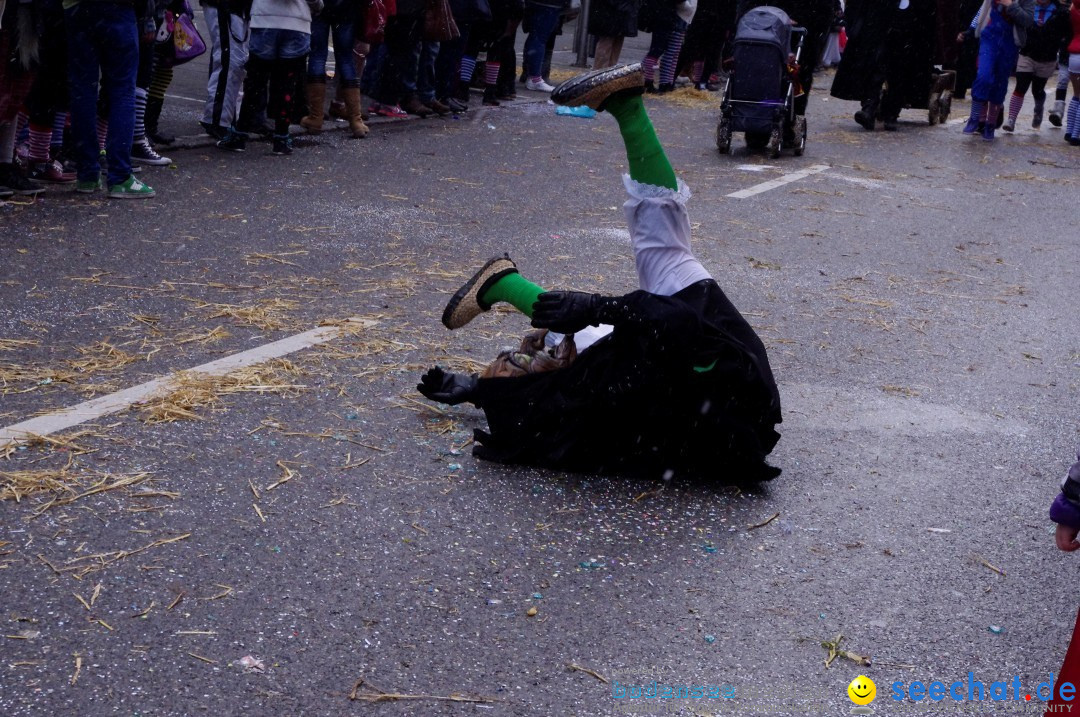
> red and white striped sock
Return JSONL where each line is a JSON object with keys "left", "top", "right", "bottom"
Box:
{"left": 691, "top": 61, "right": 704, "bottom": 84}
{"left": 27, "top": 123, "right": 52, "bottom": 162}
{"left": 96, "top": 118, "right": 108, "bottom": 151}
{"left": 641, "top": 56, "right": 658, "bottom": 84}
{"left": 484, "top": 61, "right": 500, "bottom": 87}
{"left": 1007, "top": 92, "right": 1024, "bottom": 124}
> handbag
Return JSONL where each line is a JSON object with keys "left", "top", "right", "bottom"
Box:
{"left": 363, "top": 0, "right": 392, "bottom": 43}
{"left": 423, "top": 0, "right": 460, "bottom": 42}
{"left": 155, "top": 3, "right": 207, "bottom": 68}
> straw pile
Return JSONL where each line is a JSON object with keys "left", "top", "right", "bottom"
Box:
{"left": 657, "top": 86, "right": 722, "bottom": 110}
{"left": 0, "top": 466, "right": 150, "bottom": 516}
{"left": 137, "top": 359, "right": 307, "bottom": 424}
{"left": 194, "top": 299, "right": 301, "bottom": 331}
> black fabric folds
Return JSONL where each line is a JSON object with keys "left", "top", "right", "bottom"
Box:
{"left": 466, "top": 279, "right": 782, "bottom": 484}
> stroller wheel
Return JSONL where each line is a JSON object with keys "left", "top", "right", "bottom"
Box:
{"left": 792, "top": 116, "right": 806, "bottom": 157}
{"left": 928, "top": 97, "right": 940, "bottom": 126}
{"left": 716, "top": 116, "right": 732, "bottom": 154}
{"left": 767, "top": 126, "right": 782, "bottom": 159}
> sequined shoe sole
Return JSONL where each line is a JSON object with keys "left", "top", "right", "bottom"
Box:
{"left": 551, "top": 64, "right": 644, "bottom": 111}
{"left": 441, "top": 254, "right": 518, "bottom": 330}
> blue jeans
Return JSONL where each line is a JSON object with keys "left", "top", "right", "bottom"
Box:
{"left": 523, "top": 3, "right": 562, "bottom": 79}
{"left": 249, "top": 28, "right": 311, "bottom": 60}
{"left": 64, "top": 2, "right": 139, "bottom": 186}
{"left": 361, "top": 43, "right": 387, "bottom": 96}
{"left": 403, "top": 41, "right": 440, "bottom": 102}
{"left": 309, "top": 18, "right": 357, "bottom": 84}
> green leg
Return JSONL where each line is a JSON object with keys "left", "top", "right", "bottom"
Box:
{"left": 603, "top": 92, "right": 677, "bottom": 191}
{"left": 480, "top": 273, "right": 545, "bottom": 318}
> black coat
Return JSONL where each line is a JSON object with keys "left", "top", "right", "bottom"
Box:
{"left": 588, "top": 0, "right": 642, "bottom": 36}
{"left": 637, "top": 0, "right": 680, "bottom": 33}
{"left": 467, "top": 280, "right": 783, "bottom": 484}
{"left": 831, "top": 0, "right": 938, "bottom": 107}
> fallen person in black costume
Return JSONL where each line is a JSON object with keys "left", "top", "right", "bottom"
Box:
{"left": 418, "top": 64, "right": 783, "bottom": 484}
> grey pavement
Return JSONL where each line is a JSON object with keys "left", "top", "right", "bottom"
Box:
{"left": 1, "top": 32, "right": 1080, "bottom": 717}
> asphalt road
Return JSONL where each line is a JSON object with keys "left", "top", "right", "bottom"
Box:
{"left": 2, "top": 40, "right": 1080, "bottom": 717}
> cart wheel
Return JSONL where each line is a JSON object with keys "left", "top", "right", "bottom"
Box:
{"left": 746, "top": 131, "right": 769, "bottom": 150}
{"left": 792, "top": 116, "right": 806, "bottom": 157}
{"left": 767, "top": 126, "right": 782, "bottom": 159}
{"left": 716, "top": 117, "right": 732, "bottom": 154}
{"left": 939, "top": 93, "right": 952, "bottom": 123}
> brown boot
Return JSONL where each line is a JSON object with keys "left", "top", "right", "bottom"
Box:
{"left": 400, "top": 95, "right": 433, "bottom": 118}
{"left": 343, "top": 87, "right": 369, "bottom": 138}
{"left": 300, "top": 77, "right": 326, "bottom": 134}
{"left": 425, "top": 98, "right": 452, "bottom": 116}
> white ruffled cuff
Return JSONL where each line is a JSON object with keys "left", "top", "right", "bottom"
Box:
{"left": 622, "top": 175, "right": 692, "bottom": 204}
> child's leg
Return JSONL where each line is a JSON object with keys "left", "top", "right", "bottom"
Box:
{"left": 1031, "top": 74, "right": 1048, "bottom": 127}
{"left": 442, "top": 255, "right": 545, "bottom": 329}
{"left": 482, "top": 47, "right": 501, "bottom": 105}
{"left": 1067, "top": 93, "right": 1080, "bottom": 140}
{"left": 602, "top": 92, "right": 677, "bottom": 191}
{"left": 657, "top": 23, "right": 686, "bottom": 89}
{"left": 1005, "top": 72, "right": 1031, "bottom": 129}
{"left": 480, "top": 273, "right": 544, "bottom": 317}
{"left": 641, "top": 27, "right": 668, "bottom": 87}
{"left": 1056, "top": 61, "right": 1070, "bottom": 102}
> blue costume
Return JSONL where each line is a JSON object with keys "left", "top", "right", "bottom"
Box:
{"left": 973, "top": 4, "right": 1023, "bottom": 103}
{"left": 962, "top": 0, "right": 1036, "bottom": 139}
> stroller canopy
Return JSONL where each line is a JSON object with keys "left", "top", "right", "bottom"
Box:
{"left": 735, "top": 5, "right": 792, "bottom": 57}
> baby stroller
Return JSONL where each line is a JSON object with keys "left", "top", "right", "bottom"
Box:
{"left": 716, "top": 6, "right": 807, "bottom": 158}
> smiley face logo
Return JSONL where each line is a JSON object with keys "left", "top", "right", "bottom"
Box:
{"left": 848, "top": 675, "right": 876, "bottom": 705}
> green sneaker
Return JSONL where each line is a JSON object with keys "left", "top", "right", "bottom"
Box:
{"left": 107, "top": 174, "right": 155, "bottom": 199}
{"left": 75, "top": 178, "right": 102, "bottom": 194}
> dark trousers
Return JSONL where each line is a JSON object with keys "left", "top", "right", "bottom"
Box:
{"left": 376, "top": 12, "right": 424, "bottom": 105}
{"left": 65, "top": 2, "right": 139, "bottom": 185}
{"left": 26, "top": 7, "right": 69, "bottom": 125}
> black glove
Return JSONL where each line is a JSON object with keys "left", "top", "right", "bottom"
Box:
{"left": 530, "top": 291, "right": 603, "bottom": 334}
{"left": 417, "top": 367, "right": 478, "bottom": 406}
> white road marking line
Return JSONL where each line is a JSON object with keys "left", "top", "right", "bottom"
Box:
{"left": 736, "top": 164, "right": 778, "bottom": 172}
{"left": 164, "top": 94, "right": 208, "bottom": 104}
{"left": 0, "top": 318, "right": 378, "bottom": 450}
{"left": 726, "top": 164, "right": 830, "bottom": 199}
{"left": 831, "top": 174, "right": 885, "bottom": 189}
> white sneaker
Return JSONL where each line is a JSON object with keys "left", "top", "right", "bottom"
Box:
{"left": 131, "top": 137, "right": 172, "bottom": 166}
{"left": 525, "top": 78, "right": 555, "bottom": 92}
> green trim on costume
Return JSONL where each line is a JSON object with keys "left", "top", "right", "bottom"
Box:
{"left": 480, "top": 273, "right": 545, "bottom": 318}
{"left": 603, "top": 93, "right": 678, "bottom": 192}
{"left": 693, "top": 360, "right": 717, "bottom": 373}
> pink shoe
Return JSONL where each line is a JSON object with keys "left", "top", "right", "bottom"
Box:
{"left": 370, "top": 101, "right": 408, "bottom": 119}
